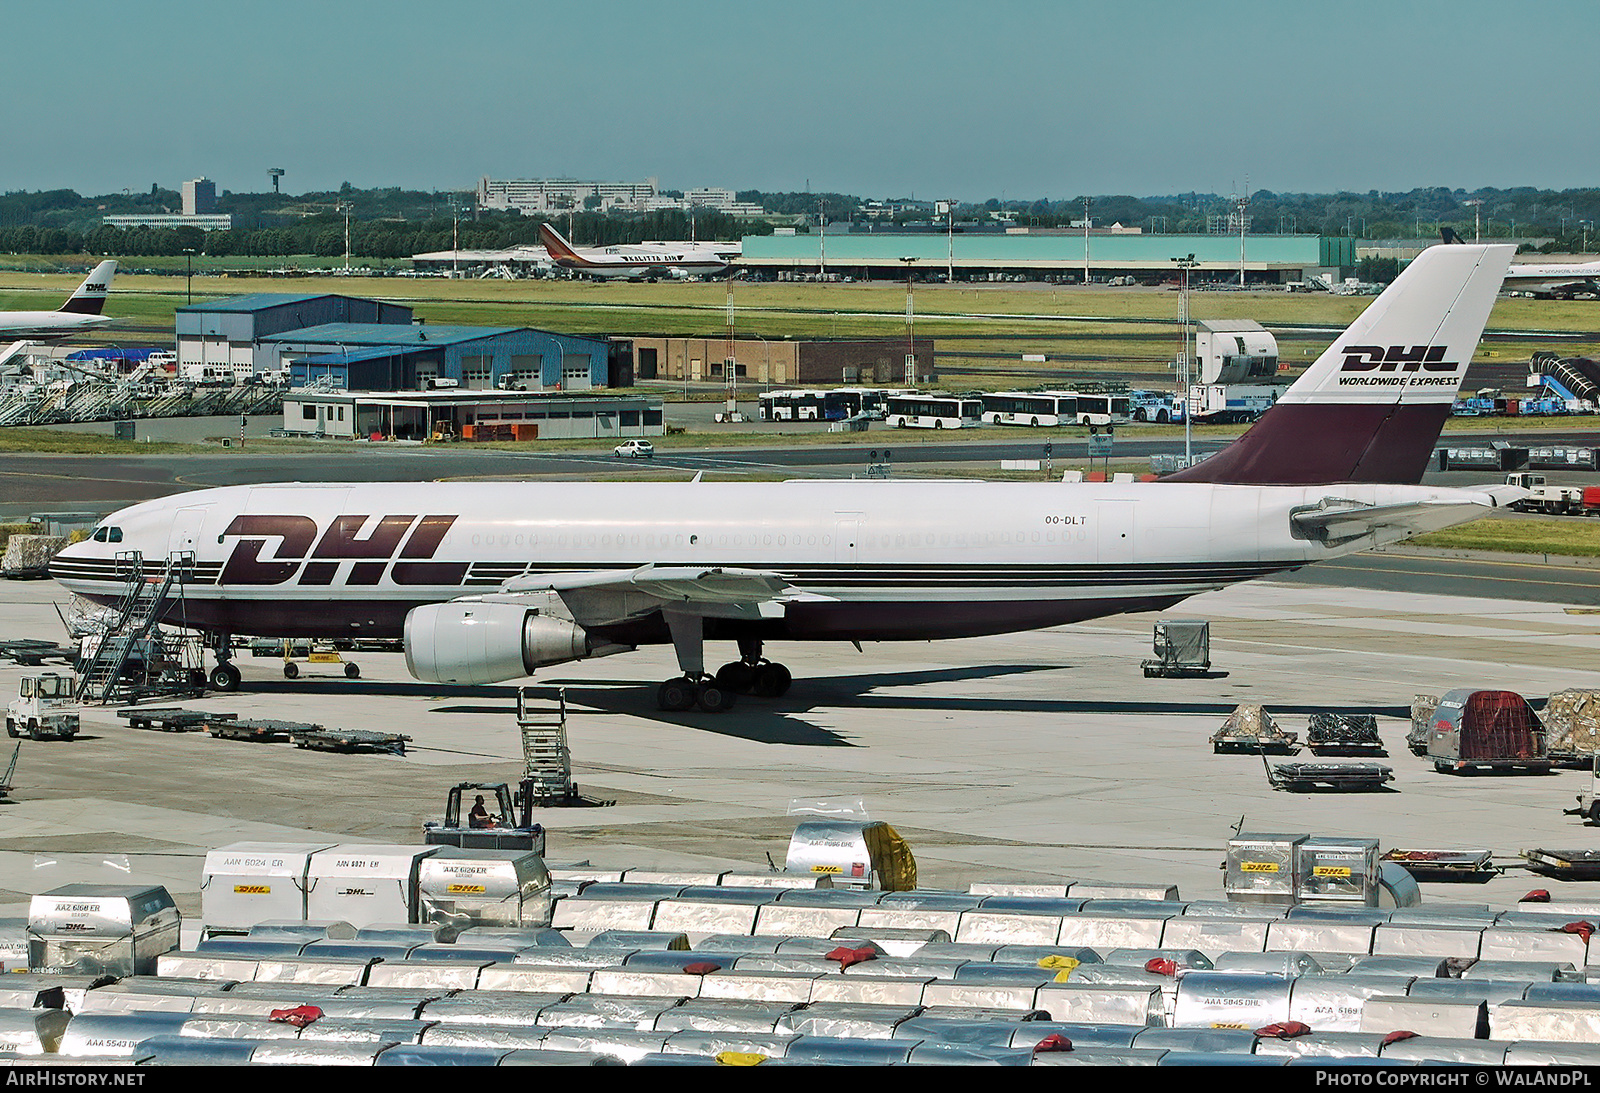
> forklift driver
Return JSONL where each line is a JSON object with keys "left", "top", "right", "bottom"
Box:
{"left": 468, "top": 794, "right": 497, "bottom": 829}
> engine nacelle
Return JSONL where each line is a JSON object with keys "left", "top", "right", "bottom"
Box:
{"left": 404, "top": 600, "right": 591, "bottom": 685}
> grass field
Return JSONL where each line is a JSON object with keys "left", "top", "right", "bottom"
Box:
{"left": 1410, "top": 513, "right": 1600, "bottom": 557}
{"left": 1, "top": 263, "right": 1597, "bottom": 384}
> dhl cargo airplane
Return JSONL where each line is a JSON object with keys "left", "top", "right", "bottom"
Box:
{"left": 538, "top": 223, "right": 730, "bottom": 280}
{"left": 52, "top": 244, "right": 1518, "bottom": 711}
{"left": 0, "top": 261, "right": 118, "bottom": 340}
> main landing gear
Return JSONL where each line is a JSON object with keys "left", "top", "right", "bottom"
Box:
{"left": 205, "top": 632, "right": 241, "bottom": 693}
{"left": 654, "top": 623, "right": 791, "bottom": 714}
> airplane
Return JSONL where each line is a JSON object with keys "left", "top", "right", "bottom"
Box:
{"left": 1442, "top": 227, "right": 1600, "bottom": 297}
{"left": 538, "top": 224, "right": 730, "bottom": 280}
{"left": 0, "top": 261, "right": 118, "bottom": 339}
{"left": 51, "top": 243, "right": 1519, "bottom": 711}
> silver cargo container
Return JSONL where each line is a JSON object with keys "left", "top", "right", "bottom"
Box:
{"left": 200, "top": 843, "right": 335, "bottom": 932}
{"left": 305, "top": 845, "right": 441, "bottom": 928}
{"left": 1299, "top": 837, "right": 1380, "bottom": 906}
{"left": 1172, "top": 972, "right": 1293, "bottom": 1028}
{"left": 417, "top": 848, "right": 552, "bottom": 930}
{"left": 784, "top": 820, "right": 916, "bottom": 891}
{"left": 1225, "top": 833, "right": 1306, "bottom": 906}
{"left": 1359, "top": 995, "right": 1485, "bottom": 1039}
{"left": 0, "top": 1007, "right": 71, "bottom": 1054}
{"left": 1287, "top": 973, "right": 1416, "bottom": 1032}
{"left": 28, "top": 884, "right": 179, "bottom": 976}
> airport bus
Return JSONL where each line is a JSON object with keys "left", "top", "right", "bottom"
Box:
{"left": 1055, "top": 389, "right": 1131, "bottom": 427}
{"left": 759, "top": 387, "right": 907, "bottom": 422}
{"left": 979, "top": 391, "right": 1080, "bottom": 427}
{"left": 884, "top": 393, "right": 984, "bottom": 429}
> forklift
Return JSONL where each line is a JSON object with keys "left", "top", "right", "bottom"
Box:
{"left": 423, "top": 781, "right": 546, "bottom": 853}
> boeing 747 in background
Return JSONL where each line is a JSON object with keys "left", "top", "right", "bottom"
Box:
{"left": 52, "top": 245, "right": 1518, "bottom": 711}
{"left": 538, "top": 224, "right": 731, "bottom": 280}
{"left": 0, "top": 261, "right": 118, "bottom": 339}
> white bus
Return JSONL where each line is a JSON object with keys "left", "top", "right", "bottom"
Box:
{"left": 759, "top": 387, "right": 910, "bottom": 422}
{"left": 980, "top": 391, "right": 1080, "bottom": 427}
{"left": 885, "top": 393, "right": 984, "bottom": 429}
{"left": 1051, "top": 389, "right": 1131, "bottom": 427}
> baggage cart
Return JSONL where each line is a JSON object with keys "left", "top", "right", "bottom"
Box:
{"left": 1523, "top": 848, "right": 1600, "bottom": 881}
{"left": 1427, "top": 689, "right": 1551, "bottom": 774}
{"left": 291, "top": 727, "right": 410, "bottom": 755}
{"left": 1140, "top": 619, "right": 1215, "bottom": 678}
{"left": 1265, "top": 760, "right": 1394, "bottom": 793}
{"left": 208, "top": 718, "right": 301, "bottom": 743}
{"left": 1379, "top": 848, "right": 1500, "bottom": 883}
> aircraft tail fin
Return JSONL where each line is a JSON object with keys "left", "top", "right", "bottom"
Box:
{"left": 1440, "top": 226, "right": 1465, "bottom": 245}
{"left": 57, "top": 261, "right": 117, "bottom": 315}
{"left": 538, "top": 224, "right": 586, "bottom": 264}
{"left": 1167, "top": 242, "right": 1513, "bottom": 486}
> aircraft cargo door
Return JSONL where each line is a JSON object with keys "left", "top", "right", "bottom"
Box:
{"left": 1095, "top": 500, "right": 1136, "bottom": 565}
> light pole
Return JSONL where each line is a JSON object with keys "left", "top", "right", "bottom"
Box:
{"left": 1082, "top": 196, "right": 1091, "bottom": 285}
{"left": 337, "top": 202, "right": 352, "bottom": 272}
{"left": 900, "top": 257, "right": 917, "bottom": 387}
{"left": 1464, "top": 200, "right": 1484, "bottom": 242}
{"left": 1172, "top": 254, "right": 1199, "bottom": 467}
{"left": 182, "top": 247, "right": 196, "bottom": 305}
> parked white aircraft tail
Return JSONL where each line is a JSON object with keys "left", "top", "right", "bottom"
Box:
{"left": 0, "top": 261, "right": 118, "bottom": 339}
{"left": 51, "top": 245, "right": 1516, "bottom": 711}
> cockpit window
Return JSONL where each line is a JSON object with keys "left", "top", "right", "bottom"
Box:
{"left": 108, "top": 528, "right": 122, "bottom": 543}
{"left": 92, "top": 528, "right": 107, "bottom": 543}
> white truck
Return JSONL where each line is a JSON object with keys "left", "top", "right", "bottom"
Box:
{"left": 6, "top": 673, "right": 80, "bottom": 740}
{"left": 1504, "top": 472, "right": 1594, "bottom": 516}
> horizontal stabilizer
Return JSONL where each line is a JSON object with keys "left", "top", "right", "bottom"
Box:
{"left": 1291, "top": 491, "right": 1507, "bottom": 546}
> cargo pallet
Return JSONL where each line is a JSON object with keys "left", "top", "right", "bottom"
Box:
{"left": 1214, "top": 738, "right": 1299, "bottom": 756}
{"left": 1431, "top": 757, "right": 1553, "bottom": 775}
{"left": 118, "top": 707, "right": 237, "bottom": 733}
{"left": 1523, "top": 848, "right": 1600, "bottom": 881}
{"left": 1266, "top": 762, "right": 1394, "bottom": 792}
{"left": 290, "top": 727, "right": 409, "bottom": 755}
{"left": 1381, "top": 849, "right": 1500, "bottom": 883}
{"left": 207, "top": 718, "right": 301, "bottom": 743}
{"left": 0, "top": 640, "right": 76, "bottom": 667}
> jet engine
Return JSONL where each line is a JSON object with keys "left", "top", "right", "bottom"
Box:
{"left": 404, "top": 600, "right": 593, "bottom": 685}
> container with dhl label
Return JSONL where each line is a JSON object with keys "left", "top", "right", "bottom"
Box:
{"left": 200, "top": 842, "right": 336, "bottom": 933}
{"left": 1299, "top": 836, "right": 1380, "bottom": 906}
{"left": 305, "top": 844, "right": 442, "bottom": 928}
{"left": 27, "top": 884, "right": 179, "bottom": 976}
{"left": 1224, "top": 832, "right": 1307, "bottom": 906}
{"left": 783, "top": 819, "right": 917, "bottom": 891}
{"left": 417, "top": 847, "right": 552, "bottom": 930}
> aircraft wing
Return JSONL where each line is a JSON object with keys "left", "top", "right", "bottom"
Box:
{"left": 502, "top": 564, "right": 807, "bottom": 624}
{"left": 1291, "top": 488, "right": 1518, "bottom": 546}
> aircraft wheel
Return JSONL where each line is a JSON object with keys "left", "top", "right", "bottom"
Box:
{"left": 715, "top": 662, "right": 756, "bottom": 693}
{"left": 657, "top": 678, "right": 696, "bottom": 711}
{"left": 696, "top": 684, "right": 734, "bottom": 713}
{"left": 752, "top": 662, "right": 792, "bottom": 698}
{"left": 210, "top": 663, "right": 242, "bottom": 692}
{"left": 345, "top": 663, "right": 361, "bottom": 679}
{"left": 283, "top": 662, "right": 299, "bottom": 680}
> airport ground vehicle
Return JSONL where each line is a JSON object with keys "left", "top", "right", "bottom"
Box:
{"left": 758, "top": 388, "right": 902, "bottom": 422}
{"left": 6, "top": 673, "right": 79, "bottom": 740}
{"left": 423, "top": 781, "right": 546, "bottom": 852}
{"left": 884, "top": 393, "right": 983, "bottom": 429}
{"left": 1503, "top": 472, "right": 1600, "bottom": 516}
{"left": 613, "top": 439, "right": 654, "bottom": 458}
{"left": 1129, "top": 389, "right": 1185, "bottom": 424}
{"left": 980, "top": 391, "right": 1085, "bottom": 427}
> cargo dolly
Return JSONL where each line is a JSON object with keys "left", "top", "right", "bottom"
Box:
{"left": 290, "top": 727, "right": 409, "bottom": 755}
{"left": 1264, "top": 757, "right": 1395, "bottom": 793}
{"left": 1304, "top": 712, "right": 1388, "bottom": 758}
{"left": 1522, "top": 848, "right": 1600, "bottom": 882}
{"left": 117, "top": 707, "right": 237, "bottom": 733}
{"left": 0, "top": 640, "right": 76, "bottom": 667}
{"left": 1380, "top": 849, "right": 1500, "bottom": 883}
{"left": 206, "top": 718, "right": 300, "bottom": 743}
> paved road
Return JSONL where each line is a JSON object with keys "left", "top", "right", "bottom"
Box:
{"left": 1282, "top": 549, "right": 1600, "bottom": 606}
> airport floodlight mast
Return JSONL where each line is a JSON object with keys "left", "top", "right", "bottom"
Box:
{"left": 1464, "top": 199, "right": 1484, "bottom": 242}
{"left": 268, "top": 168, "right": 284, "bottom": 194}
{"left": 900, "top": 257, "right": 917, "bottom": 387}
{"left": 182, "top": 247, "right": 196, "bottom": 305}
{"left": 337, "top": 202, "right": 352, "bottom": 272}
{"left": 1082, "top": 196, "right": 1091, "bottom": 284}
{"left": 1172, "top": 253, "right": 1199, "bottom": 465}
{"left": 1235, "top": 181, "right": 1249, "bottom": 287}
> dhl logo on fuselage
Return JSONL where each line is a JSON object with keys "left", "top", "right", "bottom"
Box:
{"left": 219, "top": 513, "right": 465, "bottom": 586}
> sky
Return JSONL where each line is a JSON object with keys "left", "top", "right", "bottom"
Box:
{"left": 5, "top": 0, "right": 1595, "bottom": 202}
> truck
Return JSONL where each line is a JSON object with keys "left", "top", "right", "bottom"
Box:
{"left": 1129, "top": 389, "right": 1185, "bottom": 424}
{"left": 6, "top": 673, "right": 80, "bottom": 741}
{"left": 1503, "top": 472, "right": 1600, "bottom": 516}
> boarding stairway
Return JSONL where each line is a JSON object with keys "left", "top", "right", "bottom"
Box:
{"left": 75, "top": 551, "right": 190, "bottom": 703}
{"left": 517, "top": 687, "right": 576, "bottom": 805}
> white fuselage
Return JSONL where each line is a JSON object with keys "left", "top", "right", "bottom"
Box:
{"left": 50, "top": 478, "right": 1481, "bottom": 644}
{"left": 0, "top": 312, "right": 114, "bottom": 339}
{"left": 1505, "top": 261, "right": 1600, "bottom": 296}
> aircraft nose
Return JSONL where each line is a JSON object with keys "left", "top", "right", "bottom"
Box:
{"left": 47, "top": 538, "right": 87, "bottom": 580}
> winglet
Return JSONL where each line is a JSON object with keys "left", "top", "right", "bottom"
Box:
{"left": 58, "top": 260, "right": 117, "bottom": 315}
